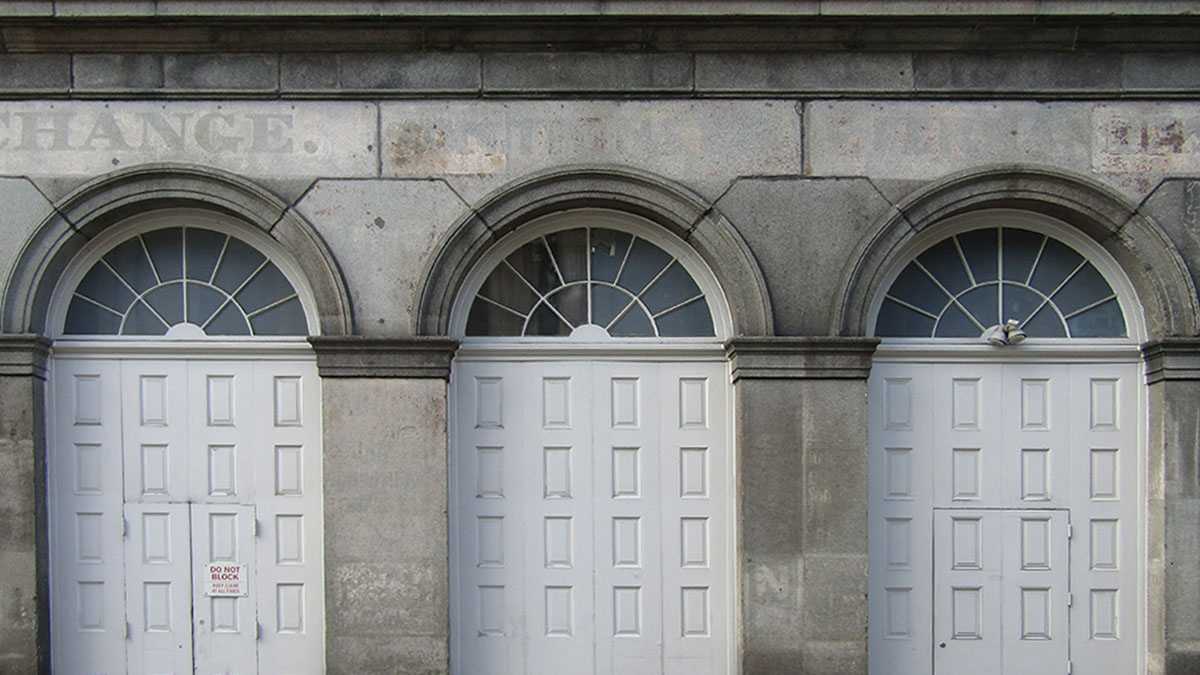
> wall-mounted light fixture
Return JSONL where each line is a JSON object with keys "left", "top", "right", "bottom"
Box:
{"left": 983, "top": 319, "right": 1027, "bottom": 346}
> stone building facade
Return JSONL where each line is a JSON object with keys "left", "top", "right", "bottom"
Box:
{"left": 1, "top": 2, "right": 1200, "bottom": 674}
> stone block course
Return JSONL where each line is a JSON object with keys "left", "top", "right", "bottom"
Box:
{"left": 696, "top": 52, "right": 912, "bottom": 93}
{"left": 913, "top": 51, "right": 1122, "bottom": 91}
{"left": 0, "top": 54, "right": 70, "bottom": 91}
{"left": 339, "top": 53, "right": 480, "bottom": 93}
{"left": 163, "top": 54, "right": 278, "bottom": 91}
{"left": 72, "top": 53, "right": 163, "bottom": 90}
{"left": 483, "top": 52, "right": 692, "bottom": 92}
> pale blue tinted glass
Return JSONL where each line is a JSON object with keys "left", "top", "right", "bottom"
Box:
{"left": 528, "top": 302, "right": 571, "bottom": 336}
{"left": 506, "top": 240, "right": 559, "bottom": 295}
{"left": 933, "top": 303, "right": 978, "bottom": 337}
{"left": 123, "top": 300, "right": 168, "bottom": 335}
{"left": 75, "top": 264, "right": 135, "bottom": 312}
{"left": 875, "top": 298, "right": 935, "bottom": 337}
{"left": 186, "top": 284, "right": 226, "bottom": 327}
{"left": 1001, "top": 283, "right": 1043, "bottom": 324}
{"left": 610, "top": 306, "right": 654, "bottom": 336}
{"left": 958, "top": 229, "right": 998, "bottom": 282}
{"left": 466, "top": 301, "right": 525, "bottom": 336}
{"left": 1023, "top": 304, "right": 1068, "bottom": 337}
{"left": 546, "top": 229, "right": 588, "bottom": 283}
{"left": 235, "top": 263, "right": 294, "bottom": 314}
{"left": 1052, "top": 265, "right": 1112, "bottom": 315}
{"left": 102, "top": 238, "right": 157, "bottom": 293}
{"left": 1028, "top": 238, "right": 1083, "bottom": 294}
{"left": 143, "top": 282, "right": 184, "bottom": 326}
{"left": 1002, "top": 229, "right": 1043, "bottom": 282}
{"left": 957, "top": 284, "right": 998, "bottom": 327}
{"left": 642, "top": 261, "right": 701, "bottom": 314}
{"left": 248, "top": 297, "right": 307, "bottom": 335}
{"left": 142, "top": 228, "right": 183, "bottom": 281}
{"left": 1067, "top": 298, "right": 1126, "bottom": 337}
{"left": 477, "top": 264, "right": 539, "bottom": 315}
{"left": 656, "top": 298, "right": 714, "bottom": 336}
{"left": 616, "top": 239, "right": 671, "bottom": 294}
{"left": 212, "top": 237, "right": 265, "bottom": 293}
{"left": 916, "top": 238, "right": 971, "bottom": 295}
{"left": 592, "top": 284, "right": 634, "bottom": 328}
{"left": 205, "top": 303, "right": 250, "bottom": 335}
{"left": 888, "top": 264, "right": 947, "bottom": 315}
{"left": 185, "top": 228, "right": 225, "bottom": 282}
{"left": 547, "top": 284, "right": 587, "bottom": 328}
{"left": 64, "top": 297, "right": 121, "bottom": 334}
{"left": 590, "top": 229, "right": 632, "bottom": 283}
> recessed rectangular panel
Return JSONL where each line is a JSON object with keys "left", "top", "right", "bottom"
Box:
{"left": 477, "top": 516, "right": 504, "bottom": 567}
{"left": 276, "top": 583, "right": 305, "bottom": 633}
{"left": 1021, "top": 518, "right": 1051, "bottom": 570}
{"left": 679, "top": 378, "right": 708, "bottom": 429}
{"left": 952, "top": 587, "right": 982, "bottom": 639}
{"left": 208, "top": 513, "right": 238, "bottom": 561}
{"left": 211, "top": 597, "right": 238, "bottom": 633}
{"left": 885, "top": 587, "right": 911, "bottom": 638}
{"left": 680, "top": 447, "right": 708, "bottom": 498}
{"left": 1021, "top": 449, "right": 1050, "bottom": 501}
{"left": 884, "top": 378, "right": 912, "bottom": 430}
{"left": 613, "top": 586, "right": 641, "bottom": 636}
{"left": 1021, "top": 588, "right": 1051, "bottom": 639}
{"left": 274, "top": 376, "right": 302, "bottom": 426}
{"left": 206, "top": 375, "right": 235, "bottom": 426}
{"left": 884, "top": 448, "right": 911, "bottom": 500}
{"left": 612, "top": 517, "right": 641, "bottom": 568}
{"left": 612, "top": 447, "right": 640, "bottom": 498}
{"left": 478, "top": 586, "right": 504, "bottom": 636}
{"left": 74, "top": 444, "right": 102, "bottom": 494}
{"left": 1090, "top": 449, "right": 1119, "bottom": 500}
{"left": 276, "top": 515, "right": 304, "bottom": 565}
{"left": 77, "top": 581, "right": 104, "bottom": 630}
{"left": 140, "top": 375, "right": 168, "bottom": 426}
{"left": 476, "top": 447, "right": 503, "bottom": 498}
{"left": 1021, "top": 379, "right": 1050, "bottom": 430}
{"left": 542, "top": 377, "right": 572, "bottom": 429}
{"left": 543, "top": 447, "right": 572, "bottom": 498}
{"left": 681, "top": 587, "right": 710, "bottom": 637}
{"left": 951, "top": 378, "right": 981, "bottom": 430}
{"left": 275, "top": 445, "right": 303, "bottom": 496}
{"left": 142, "top": 512, "right": 171, "bottom": 563}
{"left": 681, "top": 517, "right": 709, "bottom": 568}
{"left": 140, "top": 444, "right": 169, "bottom": 496}
{"left": 885, "top": 518, "right": 911, "bottom": 570}
{"left": 143, "top": 582, "right": 172, "bottom": 632}
{"left": 952, "top": 449, "right": 981, "bottom": 500}
{"left": 474, "top": 377, "right": 503, "bottom": 429}
{"left": 611, "top": 377, "right": 640, "bottom": 429}
{"left": 76, "top": 512, "right": 103, "bottom": 562}
{"left": 1090, "top": 519, "right": 1119, "bottom": 570}
{"left": 73, "top": 374, "right": 102, "bottom": 425}
{"left": 1090, "top": 379, "right": 1119, "bottom": 431}
{"left": 1091, "top": 589, "right": 1119, "bottom": 639}
{"left": 545, "top": 586, "right": 573, "bottom": 636}
{"left": 208, "top": 444, "right": 236, "bottom": 497}
{"left": 951, "top": 517, "right": 982, "bottom": 570}
{"left": 544, "top": 516, "right": 572, "bottom": 568}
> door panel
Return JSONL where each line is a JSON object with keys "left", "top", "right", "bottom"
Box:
{"left": 124, "top": 503, "right": 193, "bottom": 675}
{"left": 191, "top": 504, "right": 257, "bottom": 675}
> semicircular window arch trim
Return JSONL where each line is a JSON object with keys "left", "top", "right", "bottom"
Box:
{"left": 875, "top": 227, "right": 1127, "bottom": 339}
{"left": 465, "top": 225, "right": 716, "bottom": 338}
{"left": 62, "top": 225, "right": 308, "bottom": 337}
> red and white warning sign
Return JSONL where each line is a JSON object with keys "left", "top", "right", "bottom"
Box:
{"left": 203, "top": 563, "right": 248, "bottom": 597}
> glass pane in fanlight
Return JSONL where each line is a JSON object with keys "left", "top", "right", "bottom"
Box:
{"left": 616, "top": 238, "right": 672, "bottom": 294}
{"left": 249, "top": 297, "right": 307, "bottom": 335}
{"left": 505, "top": 239, "right": 559, "bottom": 296}
{"left": 205, "top": 302, "right": 251, "bottom": 335}
{"left": 64, "top": 296, "right": 122, "bottom": 335}
{"left": 186, "top": 283, "right": 226, "bottom": 327}
{"left": 1001, "top": 283, "right": 1044, "bottom": 325}
{"left": 592, "top": 283, "right": 634, "bottom": 329}
{"left": 957, "top": 284, "right": 998, "bottom": 330}
{"left": 185, "top": 228, "right": 226, "bottom": 283}
{"left": 875, "top": 298, "right": 936, "bottom": 337}
{"left": 590, "top": 229, "right": 632, "bottom": 283}
{"left": 527, "top": 302, "right": 572, "bottom": 336}
{"left": 545, "top": 228, "right": 588, "bottom": 283}
{"left": 142, "top": 227, "right": 183, "bottom": 281}
{"left": 212, "top": 237, "right": 266, "bottom": 294}
{"left": 1001, "top": 229, "right": 1043, "bottom": 283}
{"left": 887, "top": 264, "right": 947, "bottom": 316}
{"left": 122, "top": 300, "right": 168, "bottom": 336}
{"left": 916, "top": 238, "right": 971, "bottom": 295}
{"left": 547, "top": 284, "right": 587, "bottom": 329}
{"left": 102, "top": 237, "right": 157, "bottom": 294}
{"left": 143, "top": 282, "right": 184, "bottom": 326}
{"left": 957, "top": 229, "right": 999, "bottom": 283}
{"left": 477, "top": 264, "right": 539, "bottom": 315}
{"left": 235, "top": 263, "right": 295, "bottom": 314}
{"left": 466, "top": 300, "right": 525, "bottom": 336}
{"left": 656, "top": 298, "right": 714, "bottom": 336}
{"left": 1022, "top": 304, "right": 1068, "bottom": 338}
{"left": 641, "top": 262, "right": 702, "bottom": 315}
{"left": 933, "top": 302, "right": 979, "bottom": 337}
{"left": 1052, "top": 264, "right": 1115, "bottom": 316}
{"left": 1028, "top": 237, "right": 1083, "bottom": 295}
{"left": 75, "top": 263, "right": 136, "bottom": 313}
{"left": 1066, "top": 298, "right": 1126, "bottom": 337}
{"left": 609, "top": 305, "right": 654, "bottom": 337}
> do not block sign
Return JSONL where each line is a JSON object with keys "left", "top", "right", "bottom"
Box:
{"left": 204, "top": 563, "right": 249, "bottom": 597}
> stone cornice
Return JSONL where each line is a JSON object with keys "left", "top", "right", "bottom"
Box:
{"left": 726, "top": 336, "right": 879, "bottom": 381}
{"left": 308, "top": 336, "right": 458, "bottom": 379}
{"left": 1143, "top": 338, "right": 1200, "bottom": 384}
{"left": 0, "top": 334, "right": 51, "bottom": 380}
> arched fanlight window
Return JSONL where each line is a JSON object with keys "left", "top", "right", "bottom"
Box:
{"left": 63, "top": 226, "right": 307, "bottom": 336}
{"left": 875, "top": 227, "right": 1127, "bottom": 338}
{"left": 466, "top": 226, "right": 716, "bottom": 337}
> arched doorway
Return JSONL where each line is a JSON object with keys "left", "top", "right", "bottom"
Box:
{"left": 46, "top": 208, "right": 325, "bottom": 675}
{"left": 448, "top": 209, "right": 735, "bottom": 675}
{"left": 866, "top": 209, "right": 1146, "bottom": 675}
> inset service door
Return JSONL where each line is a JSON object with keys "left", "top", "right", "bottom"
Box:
{"left": 451, "top": 358, "right": 731, "bottom": 675}
{"left": 50, "top": 354, "right": 324, "bottom": 675}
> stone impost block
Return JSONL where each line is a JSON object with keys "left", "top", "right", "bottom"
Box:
{"left": 1143, "top": 339, "right": 1200, "bottom": 384}
{"left": 309, "top": 336, "right": 458, "bottom": 378}
{"left": 726, "top": 337, "right": 879, "bottom": 380}
{"left": 0, "top": 335, "right": 51, "bottom": 380}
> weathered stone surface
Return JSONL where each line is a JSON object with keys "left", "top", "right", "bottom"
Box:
{"left": 340, "top": 53, "right": 480, "bottom": 92}
{"left": 742, "top": 554, "right": 803, "bottom": 674}
{"left": 1093, "top": 103, "right": 1200, "bottom": 193}
{"left": 484, "top": 52, "right": 692, "bottom": 92}
{"left": 379, "top": 100, "right": 803, "bottom": 202}
{"left": 914, "top": 52, "right": 1122, "bottom": 91}
{"left": 0, "top": 54, "right": 69, "bottom": 91}
{"left": 802, "top": 554, "right": 867, "bottom": 641}
{"left": 801, "top": 380, "right": 868, "bottom": 554}
{"left": 0, "top": 375, "right": 39, "bottom": 675}
{"left": 295, "top": 179, "right": 470, "bottom": 336}
{"left": 326, "top": 560, "right": 446, "bottom": 634}
{"left": 1141, "top": 182, "right": 1200, "bottom": 330}
{"left": 1124, "top": 53, "right": 1200, "bottom": 91}
{"left": 72, "top": 53, "right": 163, "bottom": 90}
{"left": 163, "top": 54, "right": 277, "bottom": 90}
{"left": 697, "top": 52, "right": 912, "bottom": 92}
{"left": 0, "top": 179, "right": 55, "bottom": 302}
{"left": 801, "top": 639, "right": 867, "bottom": 675}
{"left": 327, "top": 634, "right": 448, "bottom": 675}
{"left": 717, "top": 178, "right": 894, "bottom": 335}
{"left": 0, "top": 101, "right": 377, "bottom": 178}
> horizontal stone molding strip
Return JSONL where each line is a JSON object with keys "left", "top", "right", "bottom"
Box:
{"left": 309, "top": 336, "right": 458, "bottom": 379}
{"left": 726, "top": 336, "right": 879, "bottom": 381}
{"left": 1143, "top": 338, "right": 1200, "bottom": 384}
{"left": 0, "top": 334, "right": 51, "bottom": 379}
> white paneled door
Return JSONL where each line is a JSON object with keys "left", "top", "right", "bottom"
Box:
{"left": 50, "top": 355, "right": 323, "bottom": 675}
{"left": 868, "top": 358, "right": 1140, "bottom": 675}
{"left": 451, "top": 358, "right": 731, "bottom": 675}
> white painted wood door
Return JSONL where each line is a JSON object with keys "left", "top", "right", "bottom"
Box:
{"left": 50, "top": 353, "right": 324, "bottom": 675}
{"left": 451, "top": 358, "right": 731, "bottom": 675}
{"left": 869, "top": 357, "right": 1140, "bottom": 675}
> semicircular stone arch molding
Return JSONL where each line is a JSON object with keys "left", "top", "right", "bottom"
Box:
{"left": 837, "top": 165, "right": 1200, "bottom": 340}
{"left": 416, "top": 165, "right": 774, "bottom": 338}
{"left": 2, "top": 163, "right": 353, "bottom": 337}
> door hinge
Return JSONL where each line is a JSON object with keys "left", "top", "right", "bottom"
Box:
{"left": 1067, "top": 523, "right": 1073, "bottom": 539}
{"left": 254, "top": 518, "right": 261, "bottom": 537}
{"left": 124, "top": 620, "right": 131, "bottom": 639}
{"left": 1067, "top": 660, "right": 1073, "bottom": 674}
{"left": 1068, "top": 592, "right": 1074, "bottom": 607}
{"left": 122, "top": 517, "right": 129, "bottom": 538}
{"left": 256, "top": 621, "right": 263, "bottom": 641}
